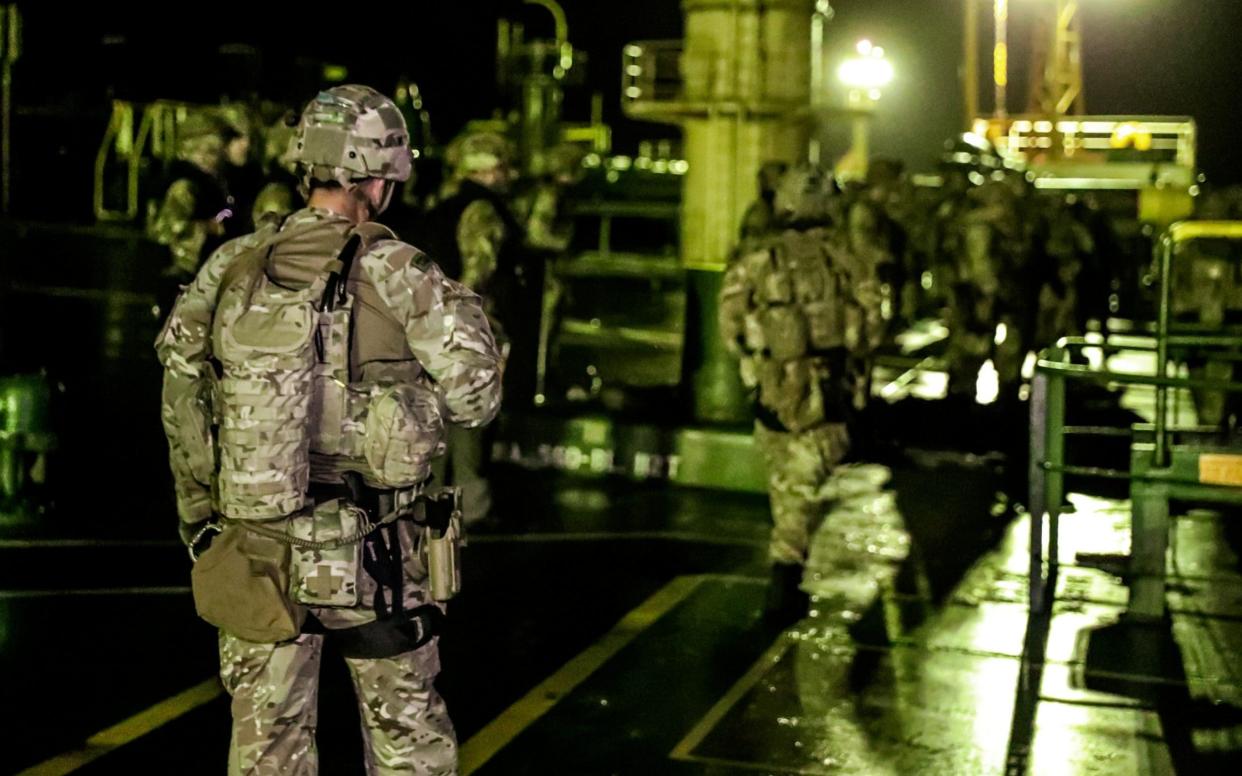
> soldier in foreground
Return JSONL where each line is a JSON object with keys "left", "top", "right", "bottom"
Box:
{"left": 157, "top": 85, "right": 503, "bottom": 775}
{"left": 720, "top": 166, "right": 883, "bottom": 626}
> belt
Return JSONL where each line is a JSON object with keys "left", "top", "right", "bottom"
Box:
{"left": 307, "top": 475, "right": 454, "bottom": 533}
{"left": 307, "top": 473, "right": 423, "bottom": 519}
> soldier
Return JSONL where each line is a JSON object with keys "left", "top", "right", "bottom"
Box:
{"left": 862, "top": 158, "right": 918, "bottom": 323}
{"left": 720, "top": 165, "right": 883, "bottom": 626}
{"left": 219, "top": 103, "right": 266, "bottom": 233}
{"left": 148, "top": 111, "right": 239, "bottom": 315}
{"left": 420, "top": 130, "right": 526, "bottom": 524}
{"left": 736, "top": 160, "right": 789, "bottom": 257}
{"left": 250, "top": 109, "right": 301, "bottom": 225}
{"left": 513, "top": 141, "right": 585, "bottom": 253}
{"left": 1033, "top": 193, "right": 1094, "bottom": 352}
{"left": 156, "top": 85, "right": 503, "bottom": 775}
{"left": 943, "top": 178, "right": 1034, "bottom": 401}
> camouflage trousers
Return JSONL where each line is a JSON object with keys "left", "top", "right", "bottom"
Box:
{"left": 218, "top": 630, "right": 457, "bottom": 775}
{"left": 755, "top": 421, "right": 850, "bottom": 565}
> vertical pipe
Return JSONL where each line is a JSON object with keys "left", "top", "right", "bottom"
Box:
{"left": 1155, "top": 232, "right": 1173, "bottom": 466}
{"left": 1, "top": 5, "right": 18, "bottom": 216}
{"left": 1046, "top": 357, "right": 1065, "bottom": 579}
{"left": 809, "top": 1, "right": 830, "bottom": 164}
{"left": 964, "top": 0, "right": 979, "bottom": 126}
{"left": 1028, "top": 369, "right": 1049, "bottom": 613}
{"left": 993, "top": 0, "right": 1008, "bottom": 118}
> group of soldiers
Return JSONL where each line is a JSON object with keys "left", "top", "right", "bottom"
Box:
{"left": 723, "top": 135, "right": 1108, "bottom": 624}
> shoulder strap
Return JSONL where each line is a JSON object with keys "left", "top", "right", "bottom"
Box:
{"left": 321, "top": 234, "right": 362, "bottom": 313}
{"left": 320, "top": 222, "right": 396, "bottom": 312}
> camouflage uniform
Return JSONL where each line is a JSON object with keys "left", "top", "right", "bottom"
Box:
{"left": 515, "top": 142, "right": 585, "bottom": 253}
{"left": 943, "top": 180, "right": 1033, "bottom": 399}
{"left": 1034, "top": 194, "right": 1094, "bottom": 351}
{"left": 721, "top": 167, "right": 882, "bottom": 567}
{"left": 148, "top": 112, "right": 238, "bottom": 280}
{"left": 158, "top": 86, "right": 502, "bottom": 775}
{"left": 421, "top": 132, "right": 524, "bottom": 523}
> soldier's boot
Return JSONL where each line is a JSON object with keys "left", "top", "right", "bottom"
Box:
{"left": 764, "top": 562, "right": 810, "bottom": 630}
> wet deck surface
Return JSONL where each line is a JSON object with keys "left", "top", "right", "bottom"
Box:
{"left": 5, "top": 440, "right": 1242, "bottom": 775}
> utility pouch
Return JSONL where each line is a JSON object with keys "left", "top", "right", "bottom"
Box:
{"left": 290, "top": 499, "right": 364, "bottom": 607}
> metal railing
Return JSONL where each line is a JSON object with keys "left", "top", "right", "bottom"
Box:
{"left": 621, "top": 40, "right": 684, "bottom": 108}
{"left": 93, "top": 100, "right": 185, "bottom": 223}
{"left": 1028, "top": 220, "right": 1242, "bottom": 613}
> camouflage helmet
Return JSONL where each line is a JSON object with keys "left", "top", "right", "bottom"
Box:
{"left": 450, "top": 130, "right": 514, "bottom": 177}
{"left": 773, "top": 164, "right": 834, "bottom": 224}
{"left": 217, "top": 103, "right": 253, "bottom": 139}
{"left": 288, "top": 85, "right": 412, "bottom": 193}
{"left": 176, "top": 112, "right": 227, "bottom": 170}
{"left": 544, "top": 142, "right": 587, "bottom": 180}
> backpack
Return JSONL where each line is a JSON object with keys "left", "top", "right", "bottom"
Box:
{"left": 210, "top": 221, "right": 444, "bottom": 521}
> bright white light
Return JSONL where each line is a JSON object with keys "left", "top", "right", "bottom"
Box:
{"left": 976, "top": 359, "right": 999, "bottom": 405}
{"left": 1021, "top": 350, "right": 1037, "bottom": 380}
{"left": 994, "top": 322, "right": 1008, "bottom": 346}
{"left": 837, "top": 57, "right": 894, "bottom": 89}
{"left": 856, "top": 39, "right": 873, "bottom": 56}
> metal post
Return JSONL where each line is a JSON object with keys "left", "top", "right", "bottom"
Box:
{"left": 809, "top": 1, "right": 833, "bottom": 165}
{"left": 1128, "top": 480, "right": 1170, "bottom": 621}
{"left": 993, "top": 0, "right": 1008, "bottom": 118}
{"left": 1155, "top": 232, "right": 1173, "bottom": 466}
{"left": 1028, "top": 369, "right": 1049, "bottom": 613}
{"left": 1, "top": 5, "right": 21, "bottom": 216}
{"left": 1028, "top": 348, "right": 1066, "bottom": 614}
{"left": 1046, "top": 360, "right": 1066, "bottom": 581}
{"left": 964, "top": 0, "right": 979, "bottom": 125}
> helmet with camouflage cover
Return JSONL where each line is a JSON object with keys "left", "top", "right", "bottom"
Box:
{"left": 449, "top": 130, "right": 514, "bottom": 178}
{"left": 288, "top": 85, "right": 411, "bottom": 206}
{"left": 772, "top": 164, "right": 834, "bottom": 225}
{"left": 177, "top": 111, "right": 228, "bottom": 172}
{"left": 544, "top": 142, "right": 587, "bottom": 183}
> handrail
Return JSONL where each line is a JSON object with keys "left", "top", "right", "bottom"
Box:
{"left": 1028, "top": 219, "right": 1242, "bottom": 614}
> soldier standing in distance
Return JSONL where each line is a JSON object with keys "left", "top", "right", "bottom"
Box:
{"left": 420, "top": 130, "right": 525, "bottom": 525}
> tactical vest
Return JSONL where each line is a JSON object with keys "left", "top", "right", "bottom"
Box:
{"left": 743, "top": 229, "right": 855, "bottom": 432}
{"left": 211, "top": 218, "right": 444, "bottom": 520}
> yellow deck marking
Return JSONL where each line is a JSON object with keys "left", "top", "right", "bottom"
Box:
{"left": 460, "top": 574, "right": 707, "bottom": 774}
{"left": 669, "top": 631, "right": 792, "bottom": 761}
{"left": 17, "top": 677, "right": 222, "bottom": 776}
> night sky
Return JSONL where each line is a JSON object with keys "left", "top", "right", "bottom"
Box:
{"left": 10, "top": 0, "right": 1242, "bottom": 190}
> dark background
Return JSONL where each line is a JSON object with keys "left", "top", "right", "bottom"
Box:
{"left": 8, "top": 0, "right": 1242, "bottom": 221}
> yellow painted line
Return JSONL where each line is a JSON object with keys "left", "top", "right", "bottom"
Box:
{"left": 460, "top": 574, "right": 706, "bottom": 774}
{"left": 674, "top": 753, "right": 832, "bottom": 775}
{"left": 468, "top": 531, "right": 765, "bottom": 548}
{"left": 670, "top": 631, "right": 793, "bottom": 761}
{"left": 16, "top": 677, "right": 223, "bottom": 776}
